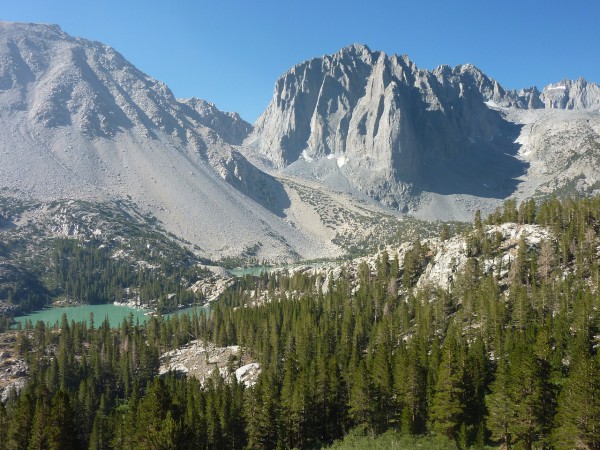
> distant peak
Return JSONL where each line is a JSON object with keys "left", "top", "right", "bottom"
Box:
{"left": 574, "top": 76, "right": 589, "bottom": 85}
{"left": 456, "top": 63, "right": 485, "bottom": 74}
{"left": 0, "top": 20, "right": 62, "bottom": 32}
{"left": 433, "top": 64, "right": 453, "bottom": 76}
{"left": 337, "top": 43, "right": 372, "bottom": 55}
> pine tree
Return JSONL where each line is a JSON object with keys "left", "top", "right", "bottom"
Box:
{"left": 47, "top": 390, "right": 78, "bottom": 450}
{"left": 486, "top": 359, "right": 514, "bottom": 449}
{"left": 510, "top": 342, "right": 544, "bottom": 450}
{"left": 348, "top": 360, "right": 376, "bottom": 435}
{"left": 134, "top": 378, "right": 183, "bottom": 450}
{"left": 553, "top": 351, "right": 600, "bottom": 449}
{"left": 7, "top": 392, "right": 34, "bottom": 450}
{"left": 280, "top": 338, "right": 315, "bottom": 449}
{"left": 369, "top": 321, "right": 394, "bottom": 433}
{"left": 244, "top": 374, "right": 279, "bottom": 450}
{"left": 28, "top": 393, "right": 51, "bottom": 450}
{"left": 395, "top": 342, "right": 426, "bottom": 435}
{"left": 538, "top": 240, "right": 555, "bottom": 283}
{"left": 462, "top": 336, "right": 489, "bottom": 445}
{"left": 204, "top": 373, "right": 223, "bottom": 448}
{"left": 429, "top": 330, "right": 464, "bottom": 441}
{"left": 110, "top": 404, "right": 136, "bottom": 450}
{"left": 0, "top": 401, "right": 8, "bottom": 449}
{"left": 88, "top": 395, "right": 111, "bottom": 450}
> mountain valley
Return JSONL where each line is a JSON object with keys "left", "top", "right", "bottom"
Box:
{"left": 0, "top": 22, "right": 599, "bottom": 266}
{"left": 2, "top": 19, "right": 600, "bottom": 450}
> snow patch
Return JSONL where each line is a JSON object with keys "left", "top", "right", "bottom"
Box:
{"left": 302, "top": 150, "right": 314, "bottom": 162}
{"left": 337, "top": 155, "right": 348, "bottom": 168}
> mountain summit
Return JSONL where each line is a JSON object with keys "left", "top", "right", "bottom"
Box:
{"left": 1, "top": 25, "right": 599, "bottom": 258}
{"left": 245, "top": 44, "right": 600, "bottom": 218}
{"left": 0, "top": 21, "right": 332, "bottom": 261}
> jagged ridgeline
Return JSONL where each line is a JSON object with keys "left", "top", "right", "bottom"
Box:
{"left": 2, "top": 21, "right": 600, "bottom": 264}
{"left": 0, "top": 196, "right": 209, "bottom": 319}
{"left": 0, "top": 21, "right": 333, "bottom": 262}
{"left": 1, "top": 18, "right": 600, "bottom": 450}
{"left": 1, "top": 195, "right": 599, "bottom": 449}
{"left": 246, "top": 44, "right": 600, "bottom": 220}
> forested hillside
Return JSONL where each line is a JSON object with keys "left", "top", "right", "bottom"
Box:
{"left": 1, "top": 195, "right": 599, "bottom": 449}
{"left": 0, "top": 197, "right": 210, "bottom": 324}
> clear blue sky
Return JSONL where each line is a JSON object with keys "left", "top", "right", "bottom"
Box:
{"left": 3, "top": 0, "right": 599, "bottom": 122}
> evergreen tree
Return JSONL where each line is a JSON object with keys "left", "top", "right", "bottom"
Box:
{"left": 395, "top": 342, "right": 427, "bottom": 435}
{"left": 0, "top": 401, "right": 8, "bottom": 449}
{"left": 88, "top": 395, "right": 111, "bottom": 450}
{"left": 110, "top": 404, "right": 136, "bottom": 450}
{"left": 553, "top": 351, "right": 600, "bottom": 449}
{"left": 47, "top": 390, "right": 78, "bottom": 450}
{"left": 244, "top": 374, "right": 279, "bottom": 450}
{"left": 509, "top": 341, "right": 544, "bottom": 450}
{"left": 429, "top": 330, "right": 464, "bottom": 441}
{"left": 134, "top": 378, "right": 183, "bottom": 450}
{"left": 368, "top": 321, "right": 394, "bottom": 432}
{"left": 28, "top": 393, "right": 50, "bottom": 450}
{"left": 486, "top": 359, "right": 513, "bottom": 449}
{"left": 348, "top": 360, "right": 376, "bottom": 435}
{"left": 7, "top": 393, "right": 35, "bottom": 450}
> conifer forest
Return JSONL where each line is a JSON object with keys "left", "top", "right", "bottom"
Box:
{"left": 1, "top": 196, "right": 600, "bottom": 449}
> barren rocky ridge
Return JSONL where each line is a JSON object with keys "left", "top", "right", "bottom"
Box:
{"left": 247, "top": 44, "right": 600, "bottom": 220}
{"left": 0, "top": 21, "right": 337, "bottom": 262}
{"left": 1, "top": 23, "right": 600, "bottom": 261}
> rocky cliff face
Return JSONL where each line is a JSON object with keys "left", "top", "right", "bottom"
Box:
{"left": 246, "top": 45, "right": 525, "bottom": 207}
{"left": 538, "top": 78, "right": 600, "bottom": 110}
{"left": 477, "top": 76, "right": 600, "bottom": 111}
{"left": 246, "top": 44, "right": 600, "bottom": 215}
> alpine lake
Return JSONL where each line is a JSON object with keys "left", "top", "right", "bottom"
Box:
{"left": 11, "top": 303, "right": 210, "bottom": 330}
{"left": 11, "top": 263, "right": 326, "bottom": 329}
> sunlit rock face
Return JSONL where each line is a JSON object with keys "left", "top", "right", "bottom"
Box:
{"left": 247, "top": 44, "right": 600, "bottom": 217}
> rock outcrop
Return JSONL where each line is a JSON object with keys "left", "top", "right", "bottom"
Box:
{"left": 261, "top": 222, "right": 554, "bottom": 296}
{"left": 159, "top": 340, "right": 260, "bottom": 387}
{"left": 0, "top": 332, "right": 28, "bottom": 402}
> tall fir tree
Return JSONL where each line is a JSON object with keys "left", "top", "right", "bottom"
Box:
{"left": 429, "top": 329, "right": 464, "bottom": 441}
{"left": 47, "top": 390, "right": 78, "bottom": 450}
{"left": 553, "top": 350, "right": 600, "bottom": 449}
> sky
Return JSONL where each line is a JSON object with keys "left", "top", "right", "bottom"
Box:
{"left": 3, "top": 0, "right": 599, "bottom": 122}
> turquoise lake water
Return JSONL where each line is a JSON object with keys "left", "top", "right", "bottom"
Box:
{"left": 229, "top": 266, "right": 275, "bottom": 277}
{"left": 10, "top": 262, "right": 334, "bottom": 329}
{"left": 11, "top": 303, "right": 212, "bottom": 329}
{"left": 12, "top": 304, "right": 151, "bottom": 329}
